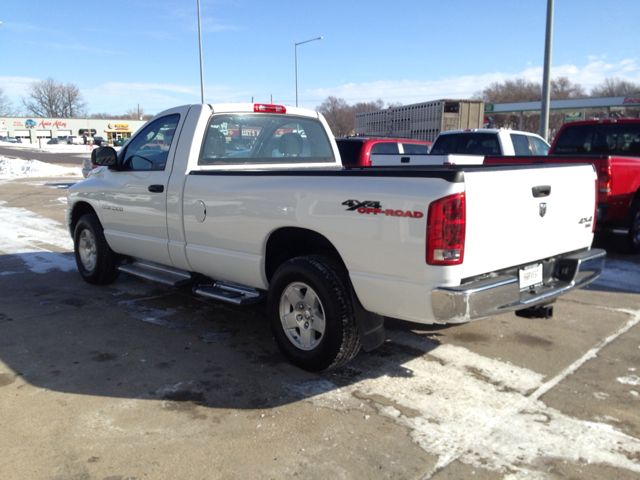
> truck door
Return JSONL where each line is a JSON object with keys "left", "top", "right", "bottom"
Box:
{"left": 99, "top": 113, "right": 180, "bottom": 265}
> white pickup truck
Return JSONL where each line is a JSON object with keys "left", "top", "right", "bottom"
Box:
{"left": 66, "top": 103, "right": 604, "bottom": 371}
{"left": 427, "top": 128, "right": 551, "bottom": 165}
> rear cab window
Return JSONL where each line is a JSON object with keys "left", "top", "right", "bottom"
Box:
{"left": 199, "top": 114, "right": 335, "bottom": 165}
{"left": 431, "top": 133, "right": 500, "bottom": 155}
{"left": 370, "top": 142, "right": 399, "bottom": 154}
{"left": 400, "top": 142, "right": 430, "bottom": 154}
{"left": 554, "top": 123, "right": 640, "bottom": 156}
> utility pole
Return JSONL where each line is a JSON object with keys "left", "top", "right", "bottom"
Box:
{"left": 197, "top": 0, "right": 205, "bottom": 103}
{"left": 540, "top": 0, "right": 554, "bottom": 141}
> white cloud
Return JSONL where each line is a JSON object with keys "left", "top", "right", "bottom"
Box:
{"left": 303, "top": 58, "right": 640, "bottom": 105}
{"left": 4, "top": 57, "right": 639, "bottom": 116}
{"left": 0, "top": 76, "right": 40, "bottom": 98}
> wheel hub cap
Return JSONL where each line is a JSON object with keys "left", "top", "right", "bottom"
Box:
{"left": 280, "top": 282, "right": 326, "bottom": 351}
{"left": 78, "top": 229, "right": 97, "bottom": 272}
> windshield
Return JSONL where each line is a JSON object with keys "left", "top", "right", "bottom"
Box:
{"left": 199, "top": 114, "right": 335, "bottom": 165}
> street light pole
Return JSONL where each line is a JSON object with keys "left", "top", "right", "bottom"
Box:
{"left": 540, "top": 0, "right": 554, "bottom": 141}
{"left": 295, "top": 36, "right": 322, "bottom": 107}
{"left": 197, "top": 0, "right": 205, "bottom": 103}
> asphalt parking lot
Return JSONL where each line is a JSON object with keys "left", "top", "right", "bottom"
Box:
{"left": 1, "top": 155, "right": 639, "bottom": 479}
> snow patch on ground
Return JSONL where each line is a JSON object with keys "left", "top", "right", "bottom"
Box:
{"left": 617, "top": 375, "right": 640, "bottom": 386}
{"left": 388, "top": 331, "right": 546, "bottom": 394}
{"left": 0, "top": 201, "right": 72, "bottom": 253}
{"left": 286, "top": 317, "right": 640, "bottom": 478}
{"left": 0, "top": 157, "right": 82, "bottom": 179}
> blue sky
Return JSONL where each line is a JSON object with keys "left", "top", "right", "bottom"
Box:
{"left": 1, "top": 0, "right": 639, "bottom": 116}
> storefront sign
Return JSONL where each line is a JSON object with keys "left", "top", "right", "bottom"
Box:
{"left": 108, "top": 123, "right": 130, "bottom": 130}
{"left": 25, "top": 119, "right": 36, "bottom": 128}
{"left": 13, "top": 121, "right": 23, "bottom": 127}
{"left": 623, "top": 95, "right": 640, "bottom": 105}
{"left": 564, "top": 112, "right": 584, "bottom": 123}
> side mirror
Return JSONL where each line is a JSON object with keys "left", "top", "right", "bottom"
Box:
{"left": 91, "top": 147, "right": 119, "bottom": 169}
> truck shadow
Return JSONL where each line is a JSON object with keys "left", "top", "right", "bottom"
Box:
{"left": 0, "top": 252, "right": 445, "bottom": 410}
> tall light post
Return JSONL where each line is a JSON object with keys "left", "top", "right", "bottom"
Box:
{"left": 295, "top": 36, "right": 322, "bottom": 107}
{"left": 540, "top": 0, "right": 554, "bottom": 141}
{"left": 197, "top": 0, "right": 205, "bottom": 103}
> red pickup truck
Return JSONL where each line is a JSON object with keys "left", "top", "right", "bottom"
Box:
{"left": 336, "top": 137, "right": 432, "bottom": 166}
{"left": 484, "top": 119, "right": 640, "bottom": 253}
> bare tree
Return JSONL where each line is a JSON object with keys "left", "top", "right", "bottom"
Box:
{"left": 475, "top": 77, "right": 585, "bottom": 133}
{"left": 551, "top": 77, "right": 586, "bottom": 99}
{"left": 317, "top": 96, "right": 355, "bottom": 137}
{"left": 316, "top": 97, "right": 404, "bottom": 137}
{"left": 0, "top": 87, "right": 18, "bottom": 116}
{"left": 590, "top": 77, "right": 640, "bottom": 97}
{"left": 125, "top": 106, "right": 145, "bottom": 120}
{"left": 59, "top": 82, "right": 87, "bottom": 117}
{"left": 21, "top": 78, "right": 87, "bottom": 117}
{"left": 353, "top": 99, "right": 385, "bottom": 114}
{"left": 90, "top": 112, "right": 118, "bottom": 119}
{"left": 477, "top": 78, "right": 541, "bottom": 104}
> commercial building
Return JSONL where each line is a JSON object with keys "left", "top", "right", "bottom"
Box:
{"left": 355, "top": 99, "right": 485, "bottom": 142}
{"left": 0, "top": 116, "right": 146, "bottom": 144}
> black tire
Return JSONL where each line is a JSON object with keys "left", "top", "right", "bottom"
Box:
{"left": 625, "top": 201, "right": 640, "bottom": 254}
{"left": 267, "top": 256, "right": 361, "bottom": 372}
{"left": 73, "top": 213, "right": 120, "bottom": 285}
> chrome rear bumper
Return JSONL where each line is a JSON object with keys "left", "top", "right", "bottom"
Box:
{"left": 431, "top": 249, "right": 606, "bottom": 324}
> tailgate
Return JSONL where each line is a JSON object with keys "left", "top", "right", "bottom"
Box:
{"left": 460, "top": 164, "right": 596, "bottom": 278}
{"left": 369, "top": 153, "right": 443, "bottom": 166}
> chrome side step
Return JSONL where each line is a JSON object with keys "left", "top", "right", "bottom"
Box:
{"left": 193, "top": 280, "right": 264, "bottom": 305}
{"left": 118, "top": 261, "right": 194, "bottom": 287}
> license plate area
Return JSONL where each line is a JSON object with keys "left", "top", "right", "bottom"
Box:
{"left": 519, "top": 263, "right": 544, "bottom": 290}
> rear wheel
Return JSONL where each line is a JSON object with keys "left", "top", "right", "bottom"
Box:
{"left": 267, "top": 256, "right": 361, "bottom": 372}
{"left": 73, "top": 213, "right": 120, "bottom": 284}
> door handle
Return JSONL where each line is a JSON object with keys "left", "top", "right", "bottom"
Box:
{"left": 532, "top": 185, "right": 551, "bottom": 198}
{"left": 148, "top": 184, "right": 164, "bottom": 193}
{"left": 401, "top": 156, "right": 410, "bottom": 163}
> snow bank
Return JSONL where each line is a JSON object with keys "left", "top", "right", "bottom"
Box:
{"left": 0, "top": 156, "right": 82, "bottom": 179}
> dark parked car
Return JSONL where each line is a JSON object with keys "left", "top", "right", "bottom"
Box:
{"left": 93, "top": 136, "right": 109, "bottom": 146}
{"left": 113, "top": 137, "right": 128, "bottom": 147}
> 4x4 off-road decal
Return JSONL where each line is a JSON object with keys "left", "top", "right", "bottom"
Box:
{"left": 342, "top": 200, "right": 423, "bottom": 218}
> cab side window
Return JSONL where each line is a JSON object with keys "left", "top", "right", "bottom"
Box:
{"left": 529, "top": 136, "right": 550, "bottom": 155}
{"left": 122, "top": 114, "right": 180, "bottom": 171}
{"left": 511, "top": 134, "right": 533, "bottom": 155}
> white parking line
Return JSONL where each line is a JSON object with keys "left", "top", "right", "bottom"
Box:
{"left": 530, "top": 307, "right": 640, "bottom": 401}
{"left": 286, "top": 314, "right": 640, "bottom": 478}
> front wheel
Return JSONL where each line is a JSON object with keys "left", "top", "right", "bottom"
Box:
{"left": 73, "top": 213, "right": 120, "bottom": 284}
{"left": 267, "top": 256, "right": 361, "bottom": 372}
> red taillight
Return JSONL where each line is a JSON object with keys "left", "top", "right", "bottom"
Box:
{"left": 254, "top": 104, "right": 286, "bottom": 114}
{"left": 598, "top": 165, "right": 612, "bottom": 194}
{"left": 427, "top": 193, "right": 465, "bottom": 265}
